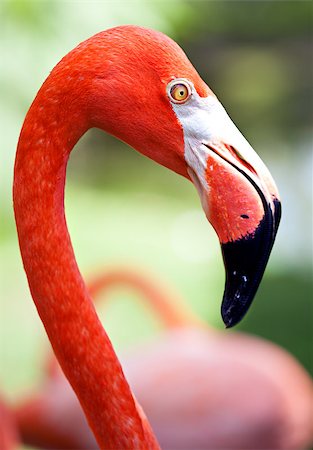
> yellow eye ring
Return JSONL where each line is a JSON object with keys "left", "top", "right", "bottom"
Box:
{"left": 167, "top": 79, "right": 192, "bottom": 104}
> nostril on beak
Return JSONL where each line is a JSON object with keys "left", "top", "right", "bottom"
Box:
{"left": 225, "top": 144, "right": 258, "bottom": 176}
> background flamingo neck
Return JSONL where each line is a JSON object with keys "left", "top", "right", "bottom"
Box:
{"left": 13, "top": 89, "right": 159, "bottom": 449}
{"left": 89, "top": 268, "right": 204, "bottom": 328}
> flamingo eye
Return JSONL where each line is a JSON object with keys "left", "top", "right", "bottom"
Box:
{"left": 167, "top": 79, "right": 192, "bottom": 104}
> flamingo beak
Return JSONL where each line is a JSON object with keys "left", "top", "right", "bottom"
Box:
{"left": 188, "top": 140, "right": 281, "bottom": 328}
{"left": 208, "top": 146, "right": 281, "bottom": 328}
{"left": 179, "top": 95, "right": 281, "bottom": 327}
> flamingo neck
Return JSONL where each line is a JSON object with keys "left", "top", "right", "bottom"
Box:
{"left": 13, "top": 88, "right": 159, "bottom": 450}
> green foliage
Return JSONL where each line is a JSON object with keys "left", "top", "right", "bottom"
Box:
{"left": 239, "top": 272, "right": 313, "bottom": 375}
{"left": 180, "top": 1, "right": 312, "bottom": 39}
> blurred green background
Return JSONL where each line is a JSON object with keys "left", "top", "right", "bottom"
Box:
{"left": 0, "top": 0, "right": 312, "bottom": 416}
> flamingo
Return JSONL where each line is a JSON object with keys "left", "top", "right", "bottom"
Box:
{"left": 14, "top": 268, "right": 313, "bottom": 449}
{"left": 14, "top": 25, "right": 282, "bottom": 448}
{"left": 0, "top": 393, "right": 19, "bottom": 450}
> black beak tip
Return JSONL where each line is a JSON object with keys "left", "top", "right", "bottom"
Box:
{"left": 221, "top": 299, "right": 248, "bottom": 328}
{"left": 223, "top": 314, "right": 236, "bottom": 329}
{"left": 220, "top": 235, "right": 264, "bottom": 328}
{"left": 220, "top": 197, "right": 281, "bottom": 328}
{"left": 224, "top": 317, "right": 235, "bottom": 329}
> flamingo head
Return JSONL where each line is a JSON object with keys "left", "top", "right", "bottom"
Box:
{"left": 76, "top": 25, "right": 281, "bottom": 327}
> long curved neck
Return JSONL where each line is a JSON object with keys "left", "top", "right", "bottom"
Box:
{"left": 13, "top": 86, "right": 159, "bottom": 450}
{"left": 88, "top": 268, "right": 203, "bottom": 328}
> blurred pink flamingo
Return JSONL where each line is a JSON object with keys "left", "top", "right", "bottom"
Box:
{"left": 0, "top": 393, "right": 19, "bottom": 450}
{"left": 15, "top": 267, "right": 313, "bottom": 450}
